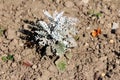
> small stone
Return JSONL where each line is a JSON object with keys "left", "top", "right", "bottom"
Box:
{"left": 64, "top": 1, "right": 74, "bottom": 8}
{"left": 86, "top": 27, "right": 90, "bottom": 30}
{"left": 32, "top": 64, "right": 37, "bottom": 69}
{"left": 0, "top": 71, "right": 5, "bottom": 75}
{"left": 84, "top": 43, "right": 89, "bottom": 47}
{"left": 38, "top": 63, "right": 41, "bottom": 68}
{"left": 109, "top": 40, "right": 114, "bottom": 44}
{"left": 82, "top": 0, "right": 89, "bottom": 4}
{"left": 116, "top": 60, "right": 120, "bottom": 64}
{"left": 12, "top": 62, "right": 17, "bottom": 67}
{"left": 112, "top": 22, "right": 119, "bottom": 29}
{"left": 101, "top": 72, "right": 106, "bottom": 77}
{"left": 92, "top": 16, "right": 96, "bottom": 20}
{"left": 56, "top": 0, "right": 60, "bottom": 4}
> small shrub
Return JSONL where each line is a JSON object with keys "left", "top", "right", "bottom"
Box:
{"left": 29, "top": 10, "right": 78, "bottom": 56}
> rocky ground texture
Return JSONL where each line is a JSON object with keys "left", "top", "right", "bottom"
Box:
{"left": 0, "top": 0, "right": 120, "bottom": 80}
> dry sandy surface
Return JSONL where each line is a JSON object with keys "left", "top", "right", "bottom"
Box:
{"left": 0, "top": 0, "right": 120, "bottom": 80}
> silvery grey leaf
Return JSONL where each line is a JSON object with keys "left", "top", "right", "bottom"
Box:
{"left": 51, "top": 31, "right": 63, "bottom": 41}
{"left": 53, "top": 42, "right": 66, "bottom": 56}
{"left": 66, "top": 37, "right": 77, "bottom": 47}
{"left": 54, "top": 11, "right": 64, "bottom": 22}
{"left": 43, "top": 10, "right": 53, "bottom": 21}
{"left": 35, "top": 30, "right": 47, "bottom": 36}
{"left": 63, "top": 41, "right": 69, "bottom": 47}
{"left": 37, "top": 21, "right": 50, "bottom": 34}
{"left": 53, "top": 11, "right": 58, "bottom": 20}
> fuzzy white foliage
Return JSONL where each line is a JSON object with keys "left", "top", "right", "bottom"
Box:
{"left": 37, "top": 21, "right": 50, "bottom": 34}
{"left": 34, "top": 10, "right": 78, "bottom": 56}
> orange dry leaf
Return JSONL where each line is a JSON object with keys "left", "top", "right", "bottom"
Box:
{"left": 91, "top": 27, "right": 101, "bottom": 37}
{"left": 22, "top": 61, "right": 33, "bottom": 67}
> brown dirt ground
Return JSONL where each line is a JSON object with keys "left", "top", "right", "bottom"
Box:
{"left": 0, "top": 0, "right": 120, "bottom": 80}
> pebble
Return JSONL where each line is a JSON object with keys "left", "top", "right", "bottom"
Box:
{"left": 86, "top": 27, "right": 90, "bottom": 30}
{"left": 64, "top": 1, "right": 74, "bottom": 8}
{"left": 84, "top": 42, "right": 89, "bottom": 47}
{"left": 109, "top": 40, "right": 114, "bottom": 44}
{"left": 82, "top": 0, "right": 89, "bottom": 4}
{"left": 112, "top": 22, "right": 119, "bottom": 29}
{"left": 56, "top": 0, "right": 60, "bottom": 4}
{"left": 12, "top": 62, "right": 17, "bottom": 67}
{"left": 116, "top": 60, "right": 120, "bottom": 64}
{"left": 0, "top": 71, "right": 5, "bottom": 75}
{"left": 101, "top": 72, "right": 106, "bottom": 77}
{"left": 32, "top": 64, "right": 37, "bottom": 69}
{"left": 38, "top": 63, "right": 41, "bottom": 68}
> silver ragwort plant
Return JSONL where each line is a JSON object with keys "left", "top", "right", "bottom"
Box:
{"left": 33, "top": 10, "right": 78, "bottom": 56}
